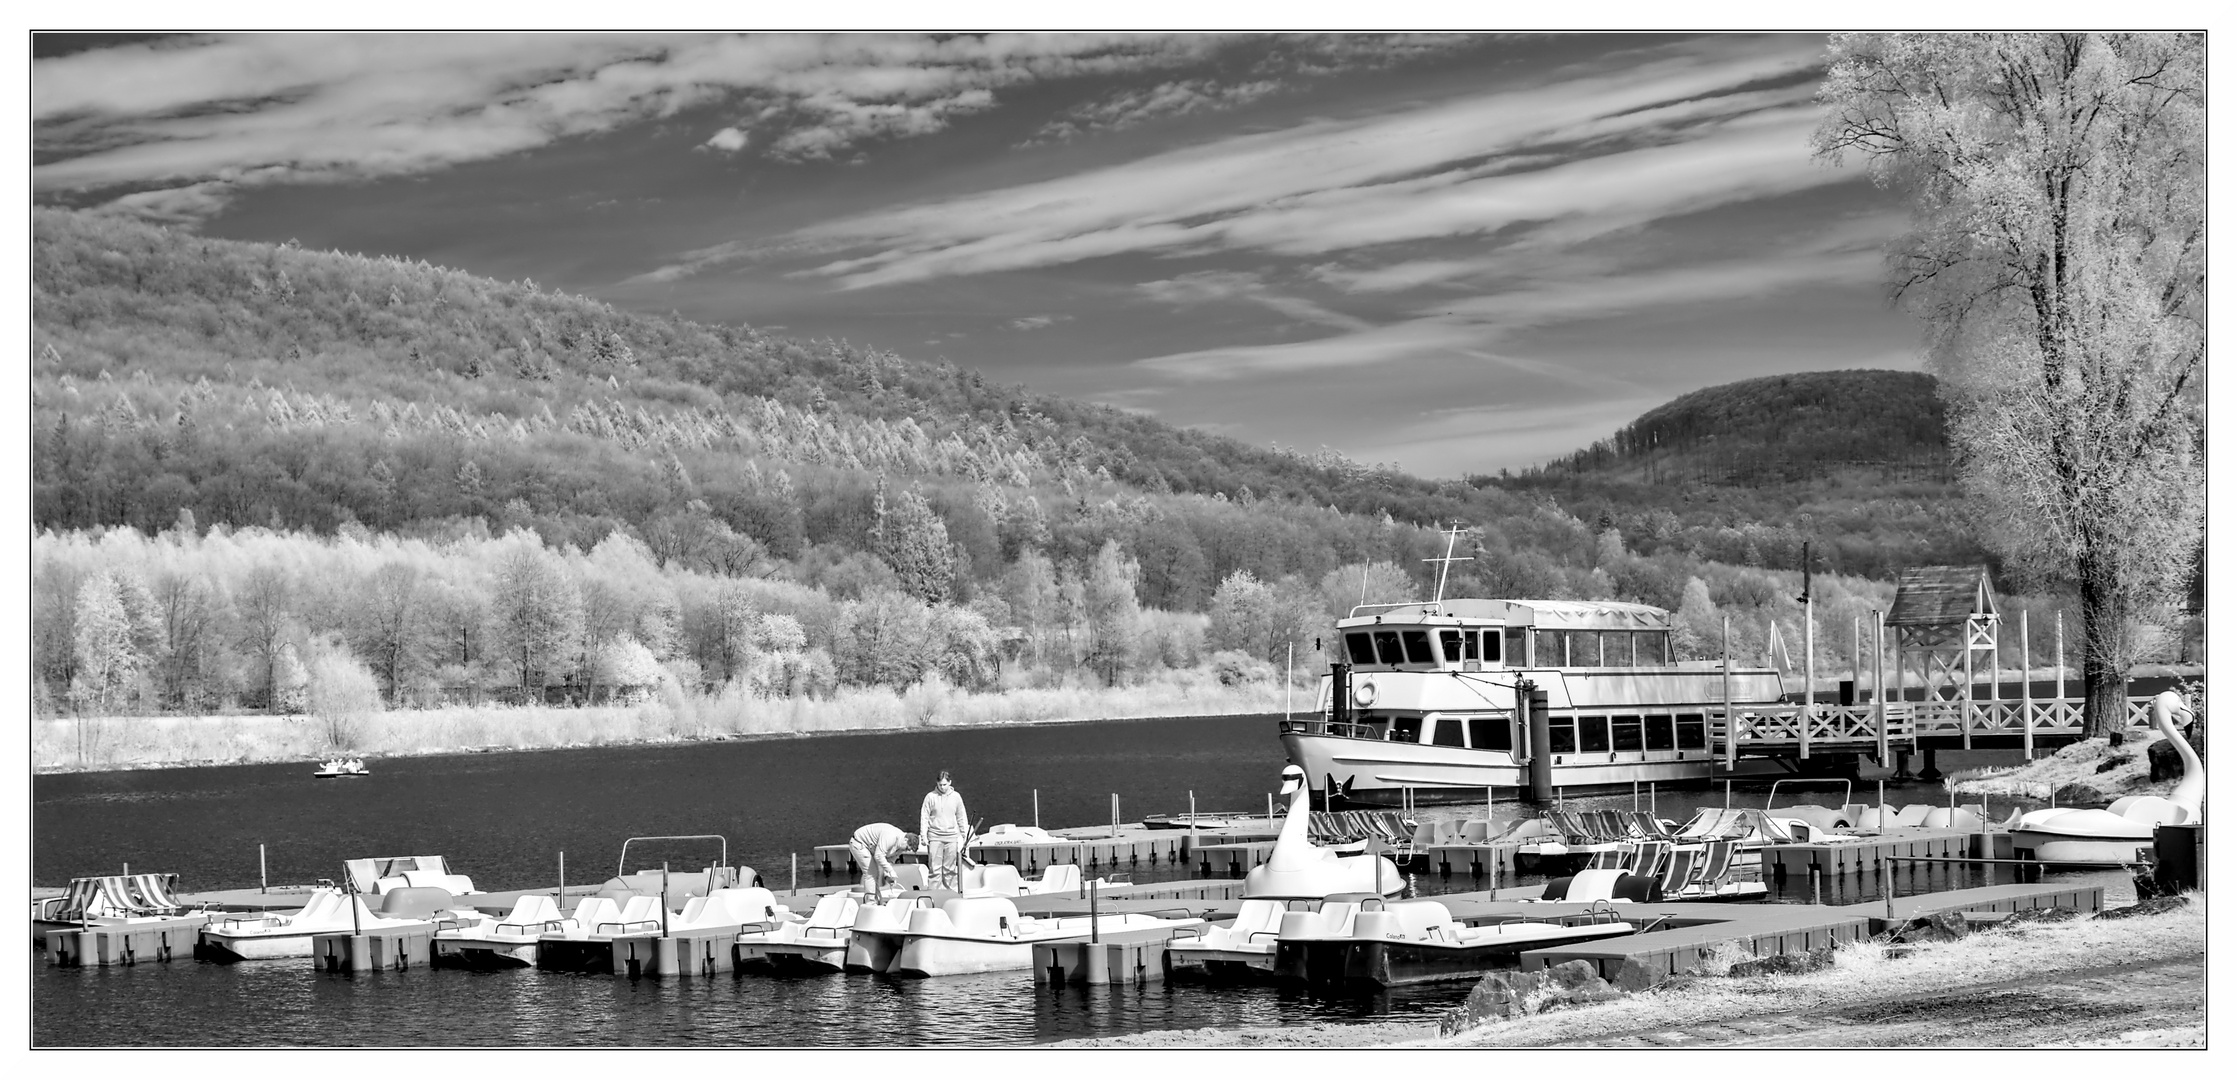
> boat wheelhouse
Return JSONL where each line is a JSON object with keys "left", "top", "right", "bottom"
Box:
{"left": 1279, "top": 598, "right": 1786, "bottom": 806}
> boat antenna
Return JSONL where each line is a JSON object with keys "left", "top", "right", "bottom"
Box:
{"left": 1423, "top": 524, "right": 1473, "bottom": 610}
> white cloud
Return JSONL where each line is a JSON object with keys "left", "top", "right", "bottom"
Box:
{"left": 736, "top": 37, "right": 1830, "bottom": 289}
{"left": 1007, "top": 314, "right": 1072, "bottom": 331}
{"left": 31, "top": 32, "right": 1240, "bottom": 218}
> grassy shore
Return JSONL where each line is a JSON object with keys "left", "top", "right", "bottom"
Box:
{"left": 31, "top": 672, "right": 1286, "bottom": 773}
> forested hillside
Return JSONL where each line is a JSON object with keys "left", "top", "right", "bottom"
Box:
{"left": 32, "top": 207, "right": 2010, "bottom": 721}
{"left": 1482, "top": 370, "right": 1988, "bottom": 581}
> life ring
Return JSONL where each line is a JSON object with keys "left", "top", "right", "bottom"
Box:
{"left": 1352, "top": 678, "right": 1378, "bottom": 707}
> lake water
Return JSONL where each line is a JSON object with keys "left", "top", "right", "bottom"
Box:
{"left": 31, "top": 714, "right": 2127, "bottom": 1047}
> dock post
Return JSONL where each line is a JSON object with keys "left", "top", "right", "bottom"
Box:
{"left": 1874, "top": 610, "right": 1887, "bottom": 767}
{"left": 1034, "top": 788, "right": 1040, "bottom": 829}
{"left": 558, "top": 851, "right": 565, "bottom": 913}
{"left": 1111, "top": 793, "right": 1120, "bottom": 839}
{"left": 1632, "top": 780, "right": 1639, "bottom": 812}
{"left": 2020, "top": 610, "right": 2034, "bottom": 760}
{"left": 791, "top": 853, "right": 797, "bottom": 897}
{"left": 1882, "top": 861, "right": 1895, "bottom": 923}
{"left": 260, "top": 844, "right": 267, "bottom": 894}
{"left": 1810, "top": 866, "right": 1821, "bottom": 906}
{"left": 1089, "top": 880, "right": 1099, "bottom": 944}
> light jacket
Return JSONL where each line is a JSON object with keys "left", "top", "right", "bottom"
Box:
{"left": 920, "top": 789, "right": 969, "bottom": 842}
{"left": 851, "top": 822, "right": 909, "bottom": 858}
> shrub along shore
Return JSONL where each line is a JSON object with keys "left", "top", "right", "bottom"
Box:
{"left": 31, "top": 674, "right": 1285, "bottom": 773}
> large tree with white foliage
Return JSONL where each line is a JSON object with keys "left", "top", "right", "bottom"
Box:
{"left": 1814, "top": 33, "right": 2204, "bottom": 735}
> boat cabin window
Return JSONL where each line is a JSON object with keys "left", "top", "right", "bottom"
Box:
{"left": 1468, "top": 715, "right": 1513, "bottom": 751}
{"left": 1345, "top": 633, "right": 1377, "bottom": 665}
{"left": 1611, "top": 715, "right": 1644, "bottom": 752}
{"left": 1372, "top": 630, "right": 1404, "bottom": 665}
{"left": 1546, "top": 715, "right": 1576, "bottom": 754}
{"left": 1675, "top": 714, "right": 1707, "bottom": 750}
{"left": 1503, "top": 628, "right": 1525, "bottom": 665}
{"left": 1530, "top": 628, "right": 1674, "bottom": 668}
{"left": 1348, "top": 715, "right": 1391, "bottom": 740}
{"left": 1400, "top": 630, "right": 1433, "bottom": 665}
{"left": 1389, "top": 715, "right": 1424, "bottom": 742}
{"left": 1577, "top": 715, "right": 1610, "bottom": 753}
{"left": 1438, "top": 630, "right": 1464, "bottom": 662}
{"left": 1429, "top": 717, "right": 1466, "bottom": 748}
{"left": 1645, "top": 715, "right": 1677, "bottom": 751}
{"left": 1440, "top": 629, "right": 1497, "bottom": 666}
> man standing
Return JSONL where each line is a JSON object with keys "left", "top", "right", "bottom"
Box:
{"left": 848, "top": 822, "right": 914, "bottom": 902}
{"left": 919, "top": 770, "right": 970, "bottom": 891}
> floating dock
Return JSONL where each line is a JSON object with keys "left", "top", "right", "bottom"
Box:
{"left": 45, "top": 916, "right": 208, "bottom": 967}
{"left": 1515, "top": 881, "right": 2104, "bottom": 985}
{"left": 314, "top": 924, "right": 436, "bottom": 972}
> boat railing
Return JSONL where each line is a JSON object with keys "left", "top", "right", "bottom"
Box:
{"left": 615, "top": 834, "right": 728, "bottom": 879}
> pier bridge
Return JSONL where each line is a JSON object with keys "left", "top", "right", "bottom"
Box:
{"left": 1712, "top": 689, "right": 2180, "bottom": 773}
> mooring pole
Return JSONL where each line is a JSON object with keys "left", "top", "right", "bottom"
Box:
{"left": 791, "top": 853, "right": 798, "bottom": 897}
{"left": 559, "top": 851, "right": 565, "bottom": 913}
{"left": 1721, "top": 616, "right": 1736, "bottom": 770}
{"left": 661, "top": 864, "right": 670, "bottom": 936}
{"left": 1089, "top": 879, "right": 1100, "bottom": 944}
{"left": 260, "top": 844, "right": 267, "bottom": 894}
{"left": 2020, "top": 610, "right": 2034, "bottom": 760}
{"left": 1033, "top": 788, "right": 1040, "bottom": 830}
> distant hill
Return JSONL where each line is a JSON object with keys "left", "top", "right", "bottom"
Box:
{"left": 1514, "top": 370, "right": 1952, "bottom": 487}
{"left": 1476, "top": 371, "right": 1987, "bottom": 581}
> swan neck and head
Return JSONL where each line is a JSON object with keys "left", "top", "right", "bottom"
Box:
{"left": 2152, "top": 691, "right": 2204, "bottom": 818}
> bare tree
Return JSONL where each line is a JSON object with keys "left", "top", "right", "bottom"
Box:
{"left": 1815, "top": 33, "right": 2204, "bottom": 734}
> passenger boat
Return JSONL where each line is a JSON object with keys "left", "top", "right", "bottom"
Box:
{"left": 1279, "top": 571, "right": 1786, "bottom": 807}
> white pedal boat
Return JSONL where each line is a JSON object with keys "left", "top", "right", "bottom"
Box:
{"left": 1162, "top": 898, "right": 1295, "bottom": 977}
{"left": 839, "top": 864, "right": 1110, "bottom": 974}
{"left": 1328, "top": 899, "right": 1637, "bottom": 986}
{"left": 886, "top": 894, "right": 1204, "bottom": 977}
{"left": 736, "top": 891, "right": 862, "bottom": 973}
{"left": 432, "top": 893, "right": 568, "bottom": 969}
{"left": 196, "top": 886, "right": 463, "bottom": 962}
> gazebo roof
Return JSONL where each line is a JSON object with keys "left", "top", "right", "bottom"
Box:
{"left": 1887, "top": 565, "right": 1999, "bottom": 626}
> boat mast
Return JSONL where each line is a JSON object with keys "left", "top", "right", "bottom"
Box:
{"left": 1423, "top": 524, "right": 1473, "bottom": 611}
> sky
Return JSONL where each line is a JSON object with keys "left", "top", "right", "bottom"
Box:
{"left": 29, "top": 31, "right": 1929, "bottom": 478}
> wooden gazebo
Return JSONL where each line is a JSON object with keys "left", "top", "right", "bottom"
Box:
{"left": 1887, "top": 565, "right": 2001, "bottom": 777}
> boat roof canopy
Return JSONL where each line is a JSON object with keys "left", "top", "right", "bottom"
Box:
{"left": 1344, "top": 599, "right": 1671, "bottom": 630}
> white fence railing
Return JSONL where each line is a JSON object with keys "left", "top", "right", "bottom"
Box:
{"left": 1712, "top": 695, "right": 2155, "bottom": 755}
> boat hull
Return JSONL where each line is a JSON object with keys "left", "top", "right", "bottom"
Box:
{"left": 195, "top": 930, "right": 321, "bottom": 962}
{"left": 1337, "top": 923, "right": 1637, "bottom": 986}
{"left": 432, "top": 938, "right": 537, "bottom": 969}
{"left": 891, "top": 934, "right": 1042, "bottom": 977}
{"left": 845, "top": 931, "right": 901, "bottom": 973}
{"left": 739, "top": 941, "right": 848, "bottom": 973}
{"left": 1162, "top": 944, "right": 1276, "bottom": 979}
{"left": 1280, "top": 732, "right": 1791, "bottom": 807}
{"left": 2013, "top": 833, "right": 2153, "bottom": 867}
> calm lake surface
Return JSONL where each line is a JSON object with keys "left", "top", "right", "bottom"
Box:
{"left": 31, "top": 714, "right": 2126, "bottom": 1047}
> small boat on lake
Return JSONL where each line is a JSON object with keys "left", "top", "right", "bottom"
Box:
{"left": 884, "top": 894, "right": 1204, "bottom": 978}
{"left": 1322, "top": 898, "right": 1638, "bottom": 986}
{"left": 315, "top": 757, "right": 369, "bottom": 778}
{"left": 1242, "top": 765, "right": 1403, "bottom": 900}
{"left": 196, "top": 885, "right": 469, "bottom": 961}
{"left": 431, "top": 894, "right": 568, "bottom": 969}
{"left": 2010, "top": 692, "right": 2202, "bottom": 867}
{"left": 34, "top": 873, "right": 206, "bottom": 947}
{"left": 1162, "top": 898, "right": 1302, "bottom": 978}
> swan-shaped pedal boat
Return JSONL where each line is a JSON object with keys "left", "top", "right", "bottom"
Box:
{"left": 1242, "top": 764, "right": 1403, "bottom": 900}
{"left": 2010, "top": 692, "right": 2202, "bottom": 866}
